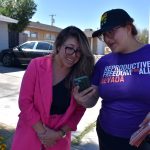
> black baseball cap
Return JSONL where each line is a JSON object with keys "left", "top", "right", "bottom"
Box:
{"left": 92, "top": 8, "right": 134, "bottom": 37}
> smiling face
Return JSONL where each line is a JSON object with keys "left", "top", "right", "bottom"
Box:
{"left": 57, "top": 37, "right": 81, "bottom": 68}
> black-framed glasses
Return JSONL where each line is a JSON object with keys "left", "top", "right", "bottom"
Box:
{"left": 63, "top": 45, "right": 81, "bottom": 56}
{"left": 98, "top": 26, "right": 121, "bottom": 42}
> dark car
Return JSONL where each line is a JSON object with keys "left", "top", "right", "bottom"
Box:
{"left": 0, "top": 41, "right": 54, "bottom": 67}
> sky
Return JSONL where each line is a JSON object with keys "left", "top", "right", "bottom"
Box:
{"left": 31, "top": 0, "right": 150, "bottom": 31}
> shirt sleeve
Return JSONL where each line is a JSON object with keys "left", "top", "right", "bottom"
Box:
{"left": 18, "top": 59, "right": 41, "bottom": 126}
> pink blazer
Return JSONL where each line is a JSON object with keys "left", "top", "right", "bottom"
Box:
{"left": 11, "top": 56, "right": 86, "bottom": 150}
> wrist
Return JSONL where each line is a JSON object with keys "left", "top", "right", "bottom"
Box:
{"left": 57, "top": 130, "right": 63, "bottom": 139}
{"left": 58, "top": 128, "right": 67, "bottom": 138}
{"left": 37, "top": 129, "right": 47, "bottom": 137}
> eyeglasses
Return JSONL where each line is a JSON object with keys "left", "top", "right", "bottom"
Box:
{"left": 63, "top": 45, "right": 81, "bottom": 56}
{"left": 98, "top": 26, "right": 121, "bottom": 42}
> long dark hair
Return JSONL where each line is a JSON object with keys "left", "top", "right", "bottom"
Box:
{"left": 53, "top": 26, "right": 95, "bottom": 89}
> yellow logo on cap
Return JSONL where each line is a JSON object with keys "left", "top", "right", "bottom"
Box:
{"left": 101, "top": 13, "right": 107, "bottom": 26}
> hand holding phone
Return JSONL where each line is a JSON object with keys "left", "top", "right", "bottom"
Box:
{"left": 73, "top": 76, "right": 90, "bottom": 92}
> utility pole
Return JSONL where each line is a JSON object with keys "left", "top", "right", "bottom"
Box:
{"left": 50, "top": 14, "right": 56, "bottom": 26}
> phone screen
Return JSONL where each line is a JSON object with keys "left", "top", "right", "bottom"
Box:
{"left": 73, "top": 76, "right": 90, "bottom": 92}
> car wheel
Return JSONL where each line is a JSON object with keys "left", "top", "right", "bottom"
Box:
{"left": 2, "top": 54, "right": 14, "bottom": 67}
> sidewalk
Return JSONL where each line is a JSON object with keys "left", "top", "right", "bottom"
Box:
{"left": 0, "top": 101, "right": 101, "bottom": 150}
{"left": 0, "top": 105, "right": 100, "bottom": 150}
{"left": 0, "top": 65, "right": 101, "bottom": 150}
{"left": 71, "top": 100, "right": 101, "bottom": 150}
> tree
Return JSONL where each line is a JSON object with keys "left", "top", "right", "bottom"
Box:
{"left": 0, "top": 0, "right": 37, "bottom": 32}
{"left": 137, "top": 28, "right": 149, "bottom": 44}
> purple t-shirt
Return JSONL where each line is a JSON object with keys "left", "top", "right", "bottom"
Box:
{"left": 92, "top": 44, "right": 150, "bottom": 138}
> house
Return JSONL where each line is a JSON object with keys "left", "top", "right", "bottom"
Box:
{"left": 23, "top": 21, "right": 62, "bottom": 43}
{"left": 84, "top": 28, "right": 105, "bottom": 55}
{"left": 24, "top": 22, "right": 106, "bottom": 55}
{"left": 0, "top": 15, "right": 18, "bottom": 51}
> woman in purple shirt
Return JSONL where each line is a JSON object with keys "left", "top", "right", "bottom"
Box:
{"left": 73, "top": 8, "right": 150, "bottom": 150}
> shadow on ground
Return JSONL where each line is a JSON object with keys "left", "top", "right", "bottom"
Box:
{"left": 0, "top": 63, "right": 26, "bottom": 74}
{"left": 0, "top": 123, "right": 15, "bottom": 150}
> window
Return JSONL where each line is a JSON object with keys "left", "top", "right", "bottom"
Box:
{"left": 24, "top": 30, "right": 30, "bottom": 37}
{"left": 45, "top": 34, "right": 51, "bottom": 40}
{"left": 51, "top": 34, "right": 56, "bottom": 41}
{"left": 36, "top": 42, "right": 52, "bottom": 50}
{"left": 31, "top": 32, "right": 38, "bottom": 38}
{"left": 20, "top": 42, "right": 35, "bottom": 49}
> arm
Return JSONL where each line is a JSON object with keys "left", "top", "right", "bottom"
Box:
{"left": 36, "top": 124, "right": 72, "bottom": 148}
{"left": 73, "top": 85, "right": 99, "bottom": 108}
{"left": 64, "top": 104, "right": 86, "bottom": 131}
{"left": 18, "top": 59, "right": 41, "bottom": 126}
{"left": 57, "top": 125, "right": 72, "bottom": 138}
{"left": 64, "top": 86, "right": 98, "bottom": 131}
{"left": 32, "top": 121, "right": 47, "bottom": 135}
{"left": 139, "top": 112, "right": 150, "bottom": 128}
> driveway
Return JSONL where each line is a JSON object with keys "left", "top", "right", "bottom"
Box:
{"left": 0, "top": 64, "right": 26, "bottom": 127}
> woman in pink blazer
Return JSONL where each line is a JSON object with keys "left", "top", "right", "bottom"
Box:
{"left": 11, "top": 26, "right": 95, "bottom": 150}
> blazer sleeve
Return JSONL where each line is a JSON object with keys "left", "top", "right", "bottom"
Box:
{"left": 65, "top": 100, "right": 86, "bottom": 131}
{"left": 18, "top": 59, "right": 41, "bottom": 126}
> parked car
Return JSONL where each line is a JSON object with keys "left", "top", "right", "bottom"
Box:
{"left": 0, "top": 41, "right": 54, "bottom": 67}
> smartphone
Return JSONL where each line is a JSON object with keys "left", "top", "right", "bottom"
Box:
{"left": 73, "top": 76, "right": 90, "bottom": 92}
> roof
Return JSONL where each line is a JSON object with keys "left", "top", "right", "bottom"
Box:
{"left": 28, "top": 21, "right": 62, "bottom": 32}
{"left": 0, "top": 15, "right": 18, "bottom": 23}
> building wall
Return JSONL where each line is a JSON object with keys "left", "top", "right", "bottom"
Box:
{"left": 92, "top": 38, "right": 98, "bottom": 54}
{"left": 92, "top": 38, "right": 105, "bottom": 55}
{"left": 0, "top": 21, "right": 8, "bottom": 51}
{"left": 24, "top": 27, "right": 59, "bottom": 42}
{"left": 19, "top": 32, "right": 28, "bottom": 44}
{"left": 97, "top": 40, "right": 105, "bottom": 55}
